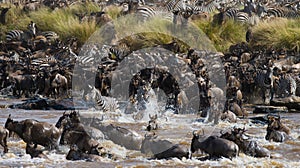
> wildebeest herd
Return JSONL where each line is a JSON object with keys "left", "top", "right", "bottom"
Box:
{"left": 0, "top": 0, "right": 299, "bottom": 165}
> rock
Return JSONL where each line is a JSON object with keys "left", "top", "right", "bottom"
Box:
{"left": 270, "top": 96, "right": 300, "bottom": 111}
{"left": 253, "top": 105, "right": 288, "bottom": 114}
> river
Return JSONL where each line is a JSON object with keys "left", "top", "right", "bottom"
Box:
{"left": 0, "top": 98, "right": 300, "bottom": 168}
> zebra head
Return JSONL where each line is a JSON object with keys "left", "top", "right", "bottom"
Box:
{"left": 28, "top": 21, "right": 37, "bottom": 37}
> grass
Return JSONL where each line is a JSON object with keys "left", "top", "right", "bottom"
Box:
{"left": 0, "top": 2, "right": 101, "bottom": 45}
{"left": 250, "top": 18, "right": 300, "bottom": 53}
{"left": 193, "top": 19, "right": 248, "bottom": 52}
{"left": 0, "top": 3, "right": 299, "bottom": 53}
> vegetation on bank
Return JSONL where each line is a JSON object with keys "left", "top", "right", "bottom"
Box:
{"left": 250, "top": 18, "right": 300, "bottom": 53}
{"left": 0, "top": 3, "right": 299, "bottom": 53}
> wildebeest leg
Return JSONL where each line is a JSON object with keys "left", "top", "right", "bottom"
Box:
{"left": 0, "top": 138, "right": 8, "bottom": 153}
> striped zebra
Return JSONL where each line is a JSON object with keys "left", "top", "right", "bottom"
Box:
{"left": 136, "top": 5, "right": 173, "bottom": 22}
{"left": 85, "top": 85, "right": 120, "bottom": 112}
{"left": 6, "top": 21, "right": 36, "bottom": 42}
{"left": 193, "top": 0, "right": 223, "bottom": 14}
{"left": 254, "top": 67, "right": 274, "bottom": 104}
{"left": 108, "top": 43, "right": 131, "bottom": 61}
{"left": 38, "top": 31, "right": 59, "bottom": 43}
{"left": 273, "top": 73, "right": 297, "bottom": 98}
{"left": 267, "top": 7, "right": 300, "bottom": 18}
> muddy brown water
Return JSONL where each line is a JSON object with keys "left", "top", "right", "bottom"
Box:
{"left": 0, "top": 98, "right": 300, "bottom": 168}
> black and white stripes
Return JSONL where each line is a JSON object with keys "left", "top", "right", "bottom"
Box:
{"left": 85, "top": 85, "right": 120, "bottom": 112}
{"left": 6, "top": 21, "right": 37, "bottom": 42}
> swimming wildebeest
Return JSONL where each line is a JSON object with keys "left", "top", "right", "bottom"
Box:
{"left": 55, "top": 111, "right": 102, "bottom": 155}
{"left": 266, "top": 115, "right": 291, "bottom": 135}
{"left": 141, "top": 132, "right": 189, "bottom": 160}
{"left": 265, "top": 127, "right": 291, "bottom": 142}
{"left": 265, "top": 115, "right": 291, "bottom": 142}
{"left": 220, "top": 127, "right": 270, "bottom": 157}
{"left": 26, "top": 143, "right": 49, "bottom": 159}
{"left": 66, "top": 144, "right": 112, "bottom": 161}
{"left": 5, "top": 114, "right": 64, "bottom": 150}
{"left": 191, "top": 130, "right": 239, "bottom": 159}
{"left": 0, "top": 126, "right": 9, "bottom": 153}
{"left": 220, "top": 110, "right": 237, "bottom": 123}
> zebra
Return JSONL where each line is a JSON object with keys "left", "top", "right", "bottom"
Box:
{"left": 267, "top": 7, "right": 300, "bottom": 18}
{"left": 254, "top": 66, "right": 274, "bottom": 104}
{"left": 135, "top": 5, "right": 173, "bottom": 22}
{"left": 38, "top": 31, "right": 59, "bottom": 43}
{"left": 6, "top": 21, "right": 37, "bottom": 42}
{"left": 193, "top": 0, "right": 223, "bottom": 14}
{"left": 108, "top": 43, "right": 131, "bottom": 61}
{"left": 85, "top": 85, "right": 120, "bottom": 112}
{"left": 273, "top": 73, "right": 297, "bottom": 98}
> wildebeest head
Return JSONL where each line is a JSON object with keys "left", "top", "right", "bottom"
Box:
{"left": 146, "top": 114, "right": 158, "bottom": 131}
{"left": 191, "top": 129, "right": 204, "bottom": 153}
{"left": 220, "top": 127, "right": 248, "bottom": 142}
{"left": 267, "top": 115, "right": 281, "bottom": 130}
{"left": 55, "top": 111, "right": 70, "bottom": 128}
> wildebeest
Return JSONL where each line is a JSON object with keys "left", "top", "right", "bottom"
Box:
{"left": 5, "top": 114, "right": 64, "bottom": 150}
{"left": 9, "top": 74, "right": 36, "bottom": 98}
{"left": 141, "top": 132, "right": 188, "bottom": 160}
{"left": 265, "top": 127, "right": 291, "bottom": 142}
{"left": 191, "top": 130, "right": 239, "bottom": 159}
{"left": 146, "top": 114, "right": 158, "bottom": 131}
{"left": 50, "top": 73, "right": 68, "bottom": 99}
{"left": 266, "top": 115, "right": 291, "bottom": 135}
{"left": 220, "top": 110, "right": 237, "bottom": 123}
{"left": 220, "top": 127, "right": 270, "bottom": 157}
{"left": 26, "top": 143, "right": 49, "bottom": 159}
{"left": 55, "top": 111, "right": 102, "bottom": 154}
{"left": 0, "top": 126, "right": 9, "bottom": 153}
{"left": 66, "top": 144, "right": 111, "bottom": 161}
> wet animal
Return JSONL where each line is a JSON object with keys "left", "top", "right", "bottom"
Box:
{"left": 0, "top": 126, "right": 9, "bottom": 153}
{"left": 5, "top": 114, "right": 63, "bottom": 150}
{"left": 141, "top": 132, "right": 188, "bottom": 160}
{"left": 220, "top": 127, "right": 270, "bottom": 157}
{"left": 191, "top": 130, "right": 239, "bottom": 159}
{"left": 146, "top": 114, "right": 158, "bottom": 131}
{"left": 26, "top": 143, "right": 49, "bottom": 159}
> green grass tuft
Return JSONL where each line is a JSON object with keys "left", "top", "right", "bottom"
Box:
{"left": 251, "top": 18, "right": 300, "bottom": 53}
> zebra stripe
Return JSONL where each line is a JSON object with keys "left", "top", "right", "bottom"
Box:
{"left": 254, "top": 67, "right": 274, "bottom": 104}
{"left": 6, "top": 30, "right": 24, "bottom": 41}
{"left": 136, "top": 5, "right": 172, "bottom": 21}
{"left": 193, "top": 0, "right": 221, "bottom": 13}
{"left": 234, "top": 12, "right": 249, "bottom": 23}
{"left": 267, "top": 7, "right": 300, "bottom": 18}
{"left": 86, "top": 86, "right": 120, "bottom": 112}
{"left": 39, "top": 31, "right": 59, "bottom": 42}
{"left": 6, "top": 21, "right": 36, "bottom": 42}
{"left": 108, "top": 43, "right": 130, "bottom": 61}
{"left": 274, "top": 74, "right": 297, "bottom": 98}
